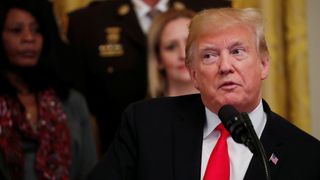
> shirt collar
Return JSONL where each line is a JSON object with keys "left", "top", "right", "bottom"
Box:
{"left": 203, "top": 100, "right": 266, "bottom": 139}
{"left": 132, "top": 0, "right": 168, "bottom": 18}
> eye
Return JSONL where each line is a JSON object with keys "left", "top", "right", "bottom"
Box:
{"left": 164, "top": 42, "right": 178, "bottom": 51}
{"left": 30, "top": 23, "right": 42, "bottom": 35}
{"left": 8, "top": 26, "right": 22, "bottom": 34}
{"left": 230, "top": 47, "right": 247, "bottom": 60}
{"left": 231, "top": 48, "right": 244, "bottom": 55}
{"left": 201, "top": 51, "right": 219, "bottom": 64}
{"left": 203, "top": 53, "right": 213, "bottom": 59}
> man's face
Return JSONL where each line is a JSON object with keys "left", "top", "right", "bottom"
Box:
{"left": 188, "top": 24, "right": 269, "bottom": 113}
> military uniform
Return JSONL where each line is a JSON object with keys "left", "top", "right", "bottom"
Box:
{"left": 66, "top": 0, "right": 230, "bottom": 154}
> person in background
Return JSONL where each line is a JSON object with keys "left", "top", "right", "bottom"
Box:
{"left": 88, "top": 8, "right": 320, "bottom": 179}
{"left": 147, "top": 8, "right": 198, "bottom": 98}
{"left": 64, "top": 0, "right": 231, "bottom": 154}
{"left": 0, "top": 0, "right": 97, "bottom": 179}
{"left": 0, "top": 149, "right": 10, "bottom": 180}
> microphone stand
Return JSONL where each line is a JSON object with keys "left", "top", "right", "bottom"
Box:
{"left": 241, "top": 113, "right": 271, "bottom": 180}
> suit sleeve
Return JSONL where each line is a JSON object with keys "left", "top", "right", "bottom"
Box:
{"left": 87, "top": 104, "right": 138, "bottom": 180}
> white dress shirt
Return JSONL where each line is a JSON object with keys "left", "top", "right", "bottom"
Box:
{"left": 201, "top": 101, "right": 267, "bottom": 180}
{"left": 131, "top": 0, "right": 168, "bottom": 34}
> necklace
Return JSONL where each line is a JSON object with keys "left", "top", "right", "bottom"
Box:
{"left": 26, "top": 112, "right": 32, "bottom": 120}
{"left": 17, "top": 93, "right": 38, "bottom": 131}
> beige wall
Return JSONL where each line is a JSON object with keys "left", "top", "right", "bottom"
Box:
{"left": 307, "top": 0, "right": 320, "bottom": 139}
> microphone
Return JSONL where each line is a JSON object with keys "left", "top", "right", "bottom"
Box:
{"left": 218, "top": 104, "right": 255, "bottom": 153}
{"left": 218, "top": 104, "right": 271, "bottom": 180}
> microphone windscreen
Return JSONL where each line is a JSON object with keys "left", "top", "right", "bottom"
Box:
{"left": 218, "top": 105, "right": 257, "bottom": 153}
{"left": 218, "top": 104, "right": 239, "bottom": 123}
{"left": 218, "top": 104, "right": 239, "bottom": 129}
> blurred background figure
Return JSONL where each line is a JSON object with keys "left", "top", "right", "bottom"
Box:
{"left": 0, "top": 0, "right": 97, "bottom": 179}
{"left": 147, "top": 8, "right": 198, "bottom": 98}
{"left": 0, "top": 149, "right": 10, "bottom": 180}
{"left": 63, "top": 0, "right": 231, "bottom": 155}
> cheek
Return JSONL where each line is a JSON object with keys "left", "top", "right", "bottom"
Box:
{"left": 35, "top": 36, "right": 44, "bottom": 52}
{"left": 160, "top": 51, "right": 176, "bottom": 69}
{"left": 2, "top": 37, "right": 19, "bottom": 59}
{"left": 194, "top": 67, "right": 217, "bottom": 90}
{"left": 241, "top": 63, "right": 263, "bottom": 92}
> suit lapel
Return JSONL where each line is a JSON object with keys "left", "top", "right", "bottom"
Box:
{"left": 172, "top": 95, "right": 205, "bottom": 180}
{"left": 244, "top": 101, "right": 285, "bottom": 180}
{"left": 170, "top": 97, "right": 287, "bottom": 180}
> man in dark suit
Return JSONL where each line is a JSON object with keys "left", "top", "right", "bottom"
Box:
{"left": 88, "top": 8, "right": 320, "bottom": 179}
{"left": 64, "top": 0, "right": 230, "bottom": 154}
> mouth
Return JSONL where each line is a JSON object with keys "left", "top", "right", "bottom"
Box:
{"left": 19, "top": 50, "right": 39, "bottom": 59}
{"left": 219, "top": 81, "right": 240, "bottom": 90}
{"left": 177, "top": 65, "right": 187, "bottom": 70}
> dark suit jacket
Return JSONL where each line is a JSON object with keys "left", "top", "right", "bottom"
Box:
{"left": 88, "top": 94, "right": 320, "bottom": 180}
{"left": 0, "top": 149, "right": 10, "bottom": 180}
{"left": 65, "top": 0, "right": 231, "bottom": 153}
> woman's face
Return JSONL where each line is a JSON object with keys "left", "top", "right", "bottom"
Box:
{"left": 2, "top": 8, "right": 43, "bottom": 67}
{"left": 159, "top": 17, "right": 191, "bottom": 83}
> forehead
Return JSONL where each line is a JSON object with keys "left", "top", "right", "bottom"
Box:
{"left": 5, "top": 8, "right": 37, "bottom": 25}
{"left": 162, "top": 18, "right": 190, "bottom": 35}
{"left": 196, "top": 24, "right": 255, "bottom": 49}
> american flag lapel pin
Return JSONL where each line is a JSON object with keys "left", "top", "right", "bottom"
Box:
{"left": 269, "top": 153, "right": 279, "bottom": 165}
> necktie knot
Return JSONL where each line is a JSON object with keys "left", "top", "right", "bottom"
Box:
{"left": 147, "top": 8, "right": 161, "bottom": 20}
{"left": 216, "top": 123, "right": 229, "bottom": 139}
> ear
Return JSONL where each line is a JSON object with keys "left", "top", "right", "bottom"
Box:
{"left": 260, "top": 53, "right": 269, "bottom": 80}
{"left": 187, "top": 66, "right": 200, "bottom": 90}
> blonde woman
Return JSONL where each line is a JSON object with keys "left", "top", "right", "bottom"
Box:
{"left": 147, "top": 8, "right": 198, "bottom": 98}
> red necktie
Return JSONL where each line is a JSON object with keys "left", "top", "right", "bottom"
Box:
{"left": 204, "top": 123, "right": 230, "bottom": 180}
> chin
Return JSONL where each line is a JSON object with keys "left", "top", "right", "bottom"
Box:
{"left": 16, "top": 61, "right": 38, "bottom": 67}
{"left": 219, "top": 98, "right": 243, "bottom": 109}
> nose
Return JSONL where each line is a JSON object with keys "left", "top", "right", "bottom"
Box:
{"left": 21, "top": 28, "right": 36, "bottom": 43}
{"left": 178, "top": 43, "right": 186, "bottom": 61}
{"left": 219, "top": 50, "right": 234, "bottom": 75}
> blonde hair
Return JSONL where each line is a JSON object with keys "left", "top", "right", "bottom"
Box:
{"left": 147, "top": 8, "right": 195, "bottom": 98}
{"left": 186, "top": 8, "right": 269, "bottom": 66}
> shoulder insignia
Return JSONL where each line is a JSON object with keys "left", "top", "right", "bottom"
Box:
{"left": 118, "top": 4, "right": 130, "bottom": 16}
{"left": 173, "top": 1, "right": 185, "bottom": 10}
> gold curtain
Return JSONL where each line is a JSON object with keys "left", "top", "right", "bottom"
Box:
{"left": 52, "top": 0, "right": 91, "bottom": 42}
{"left": 232, "top": 0, "right": 311, "bottom": 132}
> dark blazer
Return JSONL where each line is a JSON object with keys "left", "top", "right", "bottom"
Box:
{"left": 88, "top": 94, "right": 320, "bottom": 180}
{"left": 0, "top": 149, "right": 10, "bottom": 180}
{"left": 65, "top": 0, "right": 231, "bottom": 153}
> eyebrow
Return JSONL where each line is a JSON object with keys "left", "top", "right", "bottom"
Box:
{"left": 227, "top": 41, "right": 245, "bottom": 49}
{"left": 198, "top": 44, "right": 219, "bottom": 52}
{"left": 201, "top": 41, "right": 247, "bottom": 50}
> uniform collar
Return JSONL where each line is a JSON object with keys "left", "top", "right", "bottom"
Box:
{"left": 132, "top": 0, "right": 168, "bottom": 18}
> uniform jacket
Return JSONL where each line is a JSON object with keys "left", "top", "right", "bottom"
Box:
{"left": 65, "top": 0, "right": 231, "bottom": 153}
{"left": 88, "top": 94, "right": 320, "bottom": 180}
